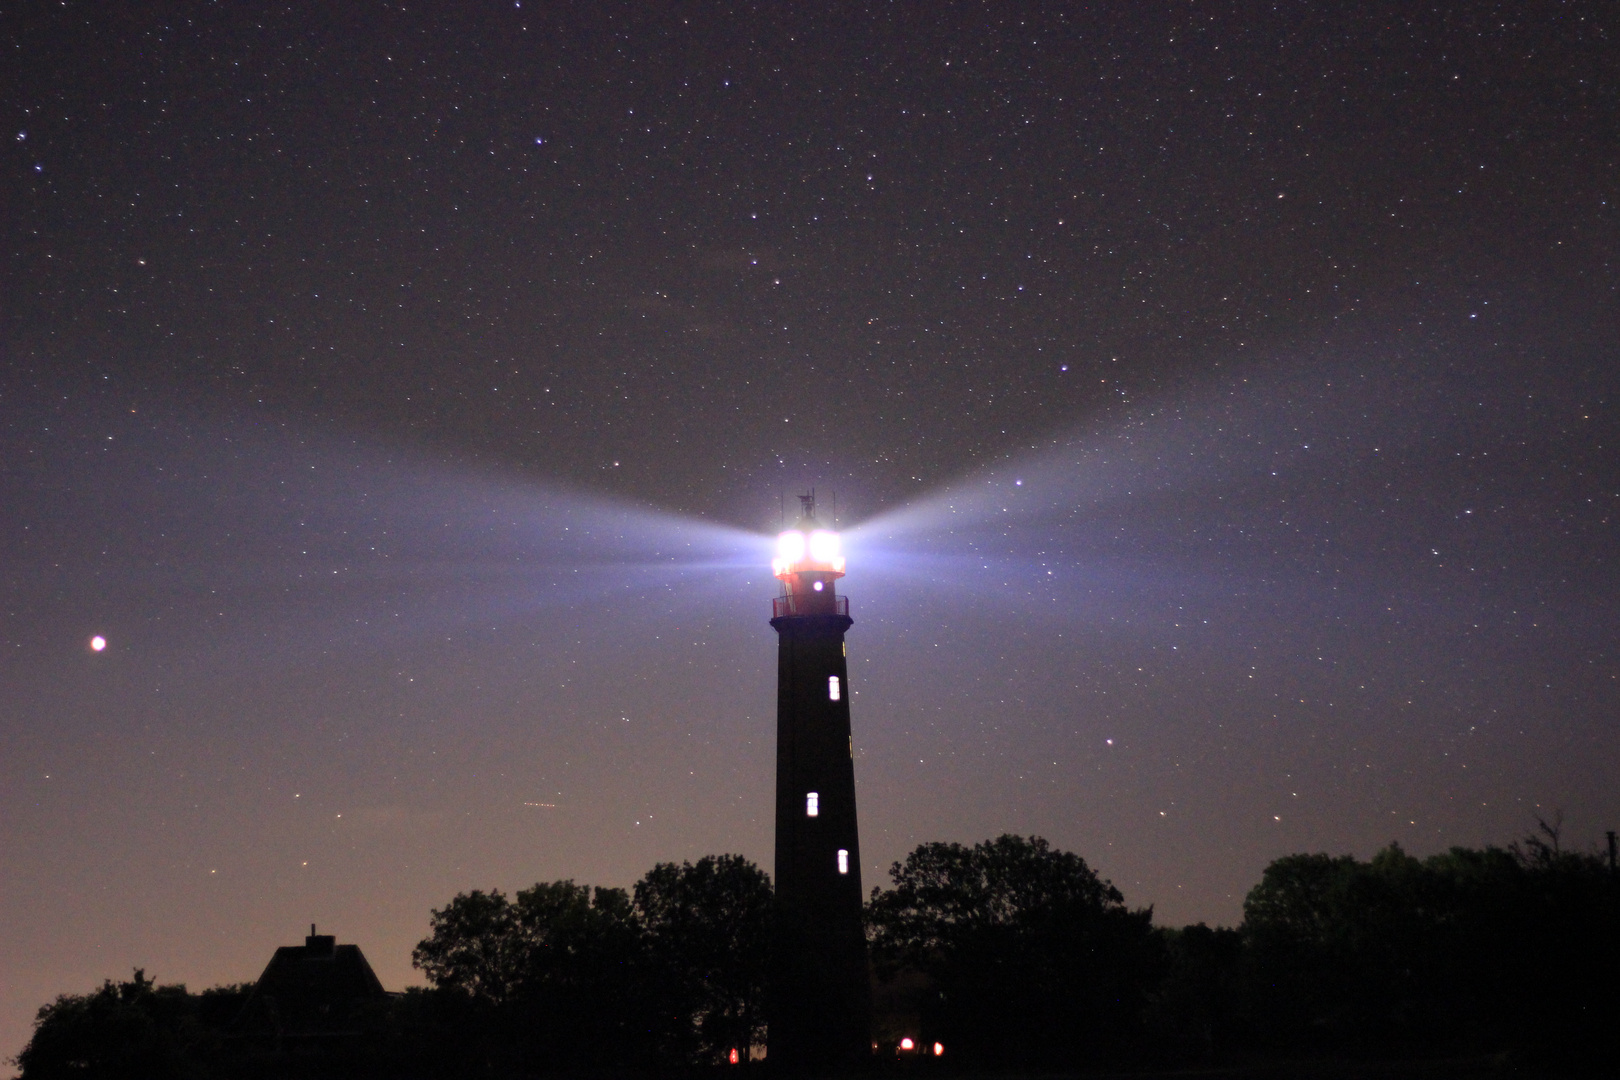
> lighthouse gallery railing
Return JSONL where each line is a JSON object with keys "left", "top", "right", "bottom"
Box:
{"left": 772, "top": 593, "right": 849, "bottom": 618}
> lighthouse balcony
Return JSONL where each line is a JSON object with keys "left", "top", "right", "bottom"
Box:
{"left": 772, "top": 592, "right": 849, "bottom": 618}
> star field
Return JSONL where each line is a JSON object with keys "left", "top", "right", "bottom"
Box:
{"left": 2, "top": 1, "right": 1616, "bottom": 1061}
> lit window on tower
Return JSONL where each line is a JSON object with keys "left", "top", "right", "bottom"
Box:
{"left": 828, "top": 675, "right": 841, "bottom": 701}
{"left": 837, "top": 848, "right": 849, "bottom": 874}
{"left": 806, "top": 791, "right": 819, "bottom": 817}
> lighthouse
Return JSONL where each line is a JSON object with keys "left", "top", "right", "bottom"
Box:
{"left": 768, "top": 493, "right": 870, "bottom": 1072}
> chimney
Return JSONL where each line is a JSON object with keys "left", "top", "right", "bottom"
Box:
{"left": 305, "top": 923, "right": 336, "bottom": 957}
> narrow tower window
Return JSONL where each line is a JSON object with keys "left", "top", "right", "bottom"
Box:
{"left": 828, "top": 675, "right": 841, "bottom": 701}
{"left": 836, "top": 849, "right": 849, "bottom": 875}
{"left": 806, "top": 791, "right": 819, "bottom": 817}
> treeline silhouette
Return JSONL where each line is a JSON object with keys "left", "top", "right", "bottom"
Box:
{"left": 14, "top": 829, "right": 1619, "bottom": 1078}
{"left": 869, "top": 828, "right": 1619, "bottom": 1073}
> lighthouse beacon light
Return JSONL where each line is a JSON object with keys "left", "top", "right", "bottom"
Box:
{"left": 773, "top": 526, "right": 844, "bottom": 578}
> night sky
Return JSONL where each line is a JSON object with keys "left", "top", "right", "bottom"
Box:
{"left": 3, "top": 0, "right": 1616, "bottom": 1059}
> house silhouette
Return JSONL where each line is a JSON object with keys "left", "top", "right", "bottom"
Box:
{"left": 235, "top": 925, "right": 390, "bottom": 1049}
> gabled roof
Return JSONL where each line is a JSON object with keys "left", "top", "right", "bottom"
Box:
{"left": 236, "top": 930, "right": 388, "bottom": 1036}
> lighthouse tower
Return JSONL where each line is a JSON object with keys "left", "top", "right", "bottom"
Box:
{"left": 768, "top": 493, "right": 869, "bottom": 1072}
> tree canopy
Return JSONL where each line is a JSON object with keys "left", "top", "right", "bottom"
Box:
{"left": 866, "top": 834, "right": 1159, "bottom": 1069}
{"left": 1241, "top": 836, "right": 1620, "bottom": 1059}
{"left": 409, "top": 855, "right": 772, "bottom": 1069}
{"left": 15, "top": 971, "right": 250, "bottom": 1080}
{"left": 635, "top": 853, "right": 773, "bottom": 1061}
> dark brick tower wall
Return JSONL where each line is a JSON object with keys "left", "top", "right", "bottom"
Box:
{"left": 768, "top": 500, "right": 870, "bottom": 1073}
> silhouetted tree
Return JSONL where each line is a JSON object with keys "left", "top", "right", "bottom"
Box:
{"left": 1242, "top": 845, "right": 1442, "bottom": 1049}
{"left": 1509, "top": 811, "right": 1567, "bottom": 868}
{"left": 635, "top": 854, "right": 773, "bottom": 1063}
{"left": 1241, "top": 829, "right": 1620, "bottom": 1064}
{"left": 866, "top": 834, "right": 1159, "bottom": 1069}
{"left": 1145, "top": 923, "right": 1245, "bottom": 1064}
{"left": 411, "top": 857, "right": 773, "bottom": 1071}
{"left": 411, "top": 888, "right": 526, "bottom": 1005}
{"left": 14, "top": 970, "right": 246, "bottom": 1080}
{"left": 413, "top": 880, "right": 655, "bottom": 1071}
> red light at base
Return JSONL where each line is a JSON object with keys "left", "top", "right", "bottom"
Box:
{"left": 933, "top": 1042, "right": 944, "bottom": 1056}
{"left": 899, "top": 1037, "right": 915, "bottom": 1051}
{"left": 728, "top": 1048, "right": 739, "bottom": 1064}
